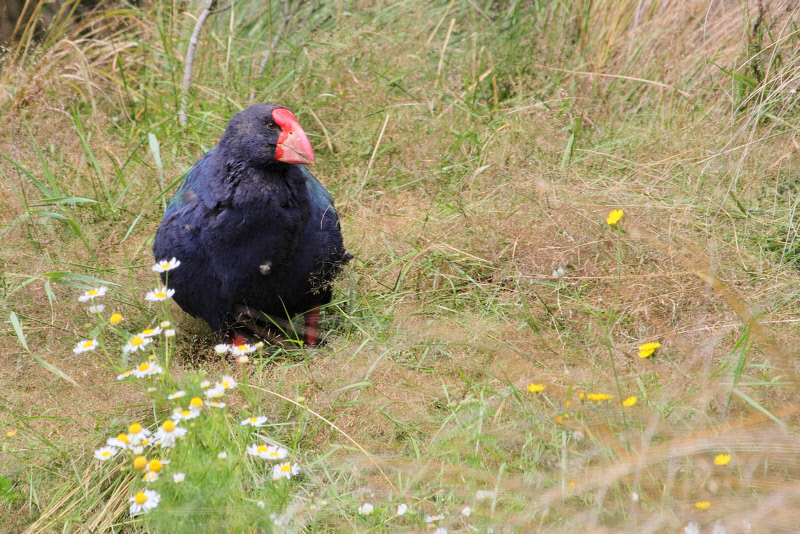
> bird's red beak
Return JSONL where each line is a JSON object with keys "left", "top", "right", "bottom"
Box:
{"left": 273, "top": 108, "right": 315, "bottom": 165}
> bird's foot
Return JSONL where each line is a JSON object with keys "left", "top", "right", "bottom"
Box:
{"left": 226, "top": 333, "right": 250, "bottom": 347}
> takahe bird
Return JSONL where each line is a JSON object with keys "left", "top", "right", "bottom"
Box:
{"left": 152, "top": 103, "right": 350, "bottom": 346}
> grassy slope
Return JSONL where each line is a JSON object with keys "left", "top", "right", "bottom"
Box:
{"left": 1, "top": 0, "right": 800, "bottom": 531}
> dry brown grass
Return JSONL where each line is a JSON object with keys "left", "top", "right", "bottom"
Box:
{"left": 2, "top": 0, "right": 800, "bottom": 531}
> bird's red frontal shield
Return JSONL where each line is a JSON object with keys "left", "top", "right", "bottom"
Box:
{"left": 273, "top": 108, "right": 315, "bottom": 165}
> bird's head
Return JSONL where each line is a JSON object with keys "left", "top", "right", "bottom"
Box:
{"left": 218, "top": 103, "right": 315, "bottom": 167}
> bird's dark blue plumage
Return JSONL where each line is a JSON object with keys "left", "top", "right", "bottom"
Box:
{"left": 153, "top": 103, "right": 349, "bottom": 344}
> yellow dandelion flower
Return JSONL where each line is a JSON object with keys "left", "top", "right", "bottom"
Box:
{"left": 606, "top": 209, "right": 623, "bottom": 226}
{"left": 714, "top": 453, "right": 731, "bottom": 466}
{"left": 527, "top": 383, "right": 545, "bottom": 393}
{"left": 109, "top": 313, "right": 123, "bottom": 325}
{"left": 587, "top": 393, "right": 613, "bottom": 402}
{"left": 638, "top": 342, "right": 661, "bottom": 358}
{"left": 623, "top": 396, "right": 638, "bottom": 407}
{"left": 578, "top": 392, "right": 585, "bottom": 401}
{"left": 565, "top": 400, "right": 571, "bottom": 408}
{"left": 556, "top": 416, "right": 563, "bottom": 424}
{"left": 695, "top": 501, "right": 711, "bottom": 510}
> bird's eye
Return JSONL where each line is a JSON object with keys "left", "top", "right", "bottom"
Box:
{"left": 266, "top": 122, "right": 277, "bottom": 130}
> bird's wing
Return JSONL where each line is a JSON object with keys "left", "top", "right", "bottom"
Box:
{"left": 163, "top": 148, "right": 216, "bottom": 218}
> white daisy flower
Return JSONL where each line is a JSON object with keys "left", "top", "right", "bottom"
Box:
{"left": 213, "top": 344, "right": 229, "bottom": 355}
{"left": 272, "top": 462, "right": 299, "bottom": 480}
{"left": 130, "top": 489, "right": 160, "bottom": 515}
{"left": 143, "top": 470, "right": 159, "bottom": 482}
{"left": 246, "top": 444, "right": 271, "bottom": 458}
{"left": 172, "top": 409, "right": 199, "bottom": 422}
{"left": 107, "top": 433, "right": 131, "bottom": 449}
{"left": 127, "top": 423, "right": 152, "bottom": 445}
{"left": 73, "top": 339, "right": 98, "bottom": 354}
{"left": 152, "top": 258, "right": 181, "bottom": 272}
{"left": 218, "top": 375, "right": 237, "bottom": 390}
{"left": 263, "top": 446, "right": 288, "bottom": 460}
{"left": 358, "top": 503, "right": 374, "bottom": 516}
{"left": 397, "top": 503, "right": 408, "bottom": 515}
{"left": 188, "top": 397, "right": 204, "bottom": 415}
{"left": 139, "top": 326, "right": 162, "bottom": 338}
{"left": 152, "top": 420, "right": 187, "bottom": 448}
{"left": 173, "top": 472, "right": 185, "bottom": 483}
{"left": 116, "top": 369, "right": 133, "bottom": 380}
{"left": 78, "top": 287, "right": 107, "bottom": 302}
{"left": 88, "top": 304, "right": 105, "bottom": 314}
{"left": 257, "top": 500, "right": 265, "bottom": 508}
{"left": 461, "top": 506, "right": 471, "bottom": 516}
{"left": 145, "top": 286, "right": 175, "bottom": 302}
{"left": 237, "top": 355, "right": 249, "bottom": 364}
{"left": 230, "top": 343, "right": 256, "bottom": 356}
{"left": 200, "top": 380, "right": 212, "bottom": 389}
{"left": 160, "top": 321, "right": 171, "bottom": 328}
{"left": 167, "top": 390, "right": 186, "bottom": 400}
{"left": 217, "top": 451, "right": 228, "bottom": 459}
{"left": 132, "top": 361, "right": 163, "bottom": 378}
{"left": 123, "top": 335, "right": 152, "bottom": 353}
{"left": 426, "top": 514, "right": 445, "bottom": 522}
{"left": 93, "top": 446, "right": 119, "bottom": 461}
{"left": 147, "top": 387, "right": 157, "bottom": 393}
{"left": 164, "top": 329, "right": 176, "bottom": 337}
{"left": 205, "top": 384, "right": 226, "bottom": 399}
{"left": 240, "top": 416, "right": 268, "bottom": 427}
{"left": 207, "top": 401, "right": 226, "bottom": 408}
{"left": 434, "top": 529, "right": 448, "bottom": 534}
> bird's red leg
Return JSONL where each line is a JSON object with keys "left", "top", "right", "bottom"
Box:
{"left": 226, "top": 333, "right": 249, "bottom": 347}
{"left": 304, "top": 308, "right": 320, "bottom": 347}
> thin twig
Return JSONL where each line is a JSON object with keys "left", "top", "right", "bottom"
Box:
{"left": 532, "top": 63, "right": 693, "bottom": 100}
{"left": 179, "top": 0, "right": 217, "bottom": 127}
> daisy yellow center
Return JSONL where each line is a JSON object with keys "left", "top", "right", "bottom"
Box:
{"left": 82, "top": 341, "right": 94, "bottom": 348}
{"left": 190, "top": 397, "right": 203, "bottom": 408}
{"left": 257, "top": 445, "right": 269, "bottom": 454}
{"left": 221, "top": 381, "right": 230, "bottom": 388}
{"left": 133, "top": 456, "right": 147, "bottom": 471}
{"left": 163, "top": 263, "right": 172, "bottom": 269}
{"left": 162, "top": 421, "right": 176, "bottom": 432}
{"left": 117, "top": 433, "right": 129, "bottom": 443}
{"left": 148, "top": 459, "right": 162, "bottom": 472}
{"left": 155, "top": 291, "right": 166, "bottom": 298}
{"left": 249, "top": 418, "right": 259, "bottom": 423}
{"left": 141, "top": 439, "right": 150, "bottom": 446}
{"left": 134, "top": 492, "right": 148, "bottom": 505}
{"left": 88, "top": 289, "right": 99, "bottom": 296}
{"left": 131, "top": 337, "right": 144, "bottom": 347}
{"left": 142, "top": 329, "right": 154, "bottom": 335}
{"left": 237, "top": 344, "right": 247, "bottom": 351}
{"left": 138, "top": 363, "right": 151, "bottom": 372}
{"left": 129, "top": 423, "right": 142, "bottom": 434}
{"left": 268, "top": 451, "right": 279, "bottom": 457}
{"left": 101, "top": 450, "right": 112, "bottom": 458}
{"left": 280, "top": 464, "right": 291, "bottom": 472}
{"left": 181, "top": 410, "right": 191, "bottom": 417}
{"left": 109, "top": 313, "right": 123, "bottom": 324}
